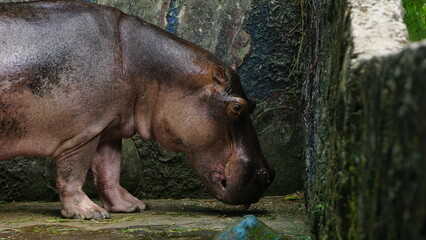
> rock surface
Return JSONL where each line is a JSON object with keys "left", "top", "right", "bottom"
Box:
{"left": 350, "top": 0, "right": 409, "bottom": 61}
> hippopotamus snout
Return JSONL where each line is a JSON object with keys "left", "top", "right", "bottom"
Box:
{"left": 208, "top": 155, "right": 275, "bottom": 205}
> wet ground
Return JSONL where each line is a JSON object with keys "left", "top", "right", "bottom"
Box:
{"left": 0, "top": 196, "right": 308, "bottom": 239}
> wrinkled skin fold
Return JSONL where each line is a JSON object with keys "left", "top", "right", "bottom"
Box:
{"left": 0, "top": 0, "right": 274, "bottom": 219}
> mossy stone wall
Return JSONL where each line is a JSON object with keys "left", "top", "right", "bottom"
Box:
{"left": 303, "top": 0, "right": 426, "bottom": 238}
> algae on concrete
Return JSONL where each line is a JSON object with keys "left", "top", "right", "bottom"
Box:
{"left": 0, "top": 196, "right": 308, "bottom": 240}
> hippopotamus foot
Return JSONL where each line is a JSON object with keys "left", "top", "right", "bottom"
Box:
{"left": 60, "top": 190, "right": 111, "bottom": 219}
{"left": 55, "top": 135, "right": 110, "bottom": 219}
{"left": 99, "top": 185, "right": 149, "bottom": 212}
{"left": 91, "top": 139, "right": 149, "bottom": 213}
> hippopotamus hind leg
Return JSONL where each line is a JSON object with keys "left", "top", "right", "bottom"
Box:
{"left": 91, "top": 139, "right": 148, "bottom": 213}
{"left": 55, "top": 135, "right": 110, "bottom": 219}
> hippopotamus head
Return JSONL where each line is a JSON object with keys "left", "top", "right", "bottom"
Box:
{"left": 145, "top": 55, "right": 275, "bottom": 205}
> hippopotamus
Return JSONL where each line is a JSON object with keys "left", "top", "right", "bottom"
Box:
{"left": 0, "top": 0, "right": 274, "bottom": 219}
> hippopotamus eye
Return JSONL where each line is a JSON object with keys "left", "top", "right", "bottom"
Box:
{"left": 232, "top": 103, "right": 242, "bottom": 114}
{"left": 227, "top": 97, "right": 247, "bottom": 121}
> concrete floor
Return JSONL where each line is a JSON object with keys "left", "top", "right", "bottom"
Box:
{"left": 0, "top": 196, "right": 308, "bottom": 239}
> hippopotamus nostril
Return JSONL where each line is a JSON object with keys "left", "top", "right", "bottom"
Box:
{"left": 256, "top": 168, "right": 274, "bottom": 185}
{"left": 211, "top": 171, "right": 227, "bottom": 190}
{"left": 221, "top": 179, "right": 227, "bottom": 188}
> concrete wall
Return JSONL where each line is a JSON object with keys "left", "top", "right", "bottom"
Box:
{"left": 303, "top": 0, "right": 426, "bottom": 239}
{"left": 0, "top": 0, "right": 304, "bottom": 200}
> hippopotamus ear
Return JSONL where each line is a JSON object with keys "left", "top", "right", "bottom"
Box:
{"left": 213, "top": 66, "right": 227, "bottom": 85}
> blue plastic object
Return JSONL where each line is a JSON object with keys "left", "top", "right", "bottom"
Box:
{"left": 214, "top": 215, "right": 281, "bottom": 240}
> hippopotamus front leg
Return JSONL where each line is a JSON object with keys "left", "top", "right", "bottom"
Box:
{"left": 55, "top": 135, "right": 110, "bottom": 219}
{"left": 91, "top": 139, "right": 148, "bottom": 213}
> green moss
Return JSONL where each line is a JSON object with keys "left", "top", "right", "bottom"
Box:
{"left": 0, "top": 217, "right": 38, "bottom": 224}
{"left": 402, "top": 0, "right": 426, "bottom": 41}
{"left": 313, "top": 203, "right": 324, "bottom": 215}
{"left": 28, "top": 226, "right": 87, "bottom": 235}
